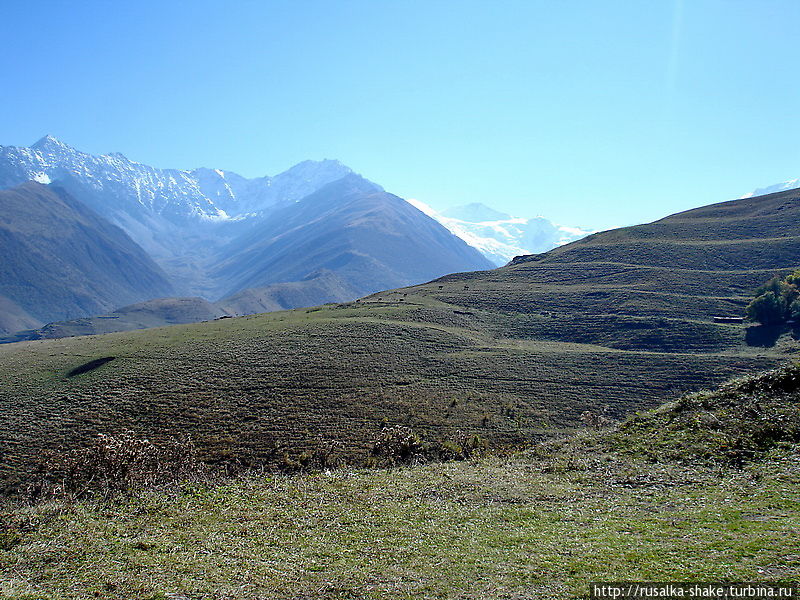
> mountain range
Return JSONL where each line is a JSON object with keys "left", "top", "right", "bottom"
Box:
{"left": 0, "top": 137, "right": 494, "bottom": 337}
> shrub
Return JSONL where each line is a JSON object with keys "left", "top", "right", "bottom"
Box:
{"left": 790, "top": 299, "right": 800, "bottom": 321}
{"left": 581, "top": 408, "right": 615, "bottom": 430}
{"left": 369, "top": 426, "right": 488, "bottom": 467}
{"left": 370, "top": 426, "right": 425, "bottom": 466}
{"left": 30, "top": 431, "right": 205, "bottom": 501}
{"left": 278, "top": 438, "right": 344, "bottom": 473}
{"left": 745, "top": 291, "right": 787, "bottom": 325}
{"left": 745, "top": 270, "right": 800, "bottom": 325}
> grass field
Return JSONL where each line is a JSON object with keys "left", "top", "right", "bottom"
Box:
{"left": 1, "top": 364, "right": 798, "bottom": 599}
{"left": 0, "top": 297, "right": 780, "bottom": 494}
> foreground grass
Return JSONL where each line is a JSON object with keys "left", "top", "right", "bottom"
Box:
{"left": 1, "top": 446, "right": 798, "bottom": 600}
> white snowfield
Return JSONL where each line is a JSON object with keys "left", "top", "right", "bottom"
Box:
{"left": 742, "top": 177, "right": 800, "bottom": 199}
{"left": 407, "top": 198, "right": 591, "bottom": 266}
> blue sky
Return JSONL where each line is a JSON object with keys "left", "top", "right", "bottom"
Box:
{"left": 1, "top": 0, "right": 798, "bottom": 230}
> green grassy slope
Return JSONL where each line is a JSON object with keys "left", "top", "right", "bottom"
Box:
{"left": 398, "top": 187, "right": 800, "bottom": 351}
{"left": 1, "top": 366, "right": 798, "bottom": 599}
{"left": 0, "top": 189, "right": 798, "bottom": 492}
{"left": 0, "top": 298, "right": 779, "bottom": 494}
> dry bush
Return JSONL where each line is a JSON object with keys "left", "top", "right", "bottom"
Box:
{"left": 581, "top": 408, "right": 615, "bottom": 430}
{"left": 369, "top": 425, "right": 425, "bottom": 466}
{"left": 29, "top": 431, "right": 206, "bottom": 501}
{"left": 369, "top": 426, "right": 488, "bottom": 467}
{"left": 279, "top": 437, "right": 344, "bottom": 473}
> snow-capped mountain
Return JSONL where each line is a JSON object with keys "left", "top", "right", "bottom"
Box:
{"left": 406, "top": 200, "right": 591, "bottom": 266}
{"left": 0, "top": 137, "right": 494, "bottom": 332}
{"left": 0, "top": 135, "right": 354, "bottom": 224}
{"left": 742, "top": 177, "right": 800, "bottom": 199}
{"left": 0, "top": 136, "right": 357, "bottom": 295}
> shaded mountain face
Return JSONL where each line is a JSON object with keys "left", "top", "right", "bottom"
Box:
{"left": 213, "top": 175, "right": 495, "bottom": 298}
{"left": 0, "top": 182, "right": 174, "bottom": 334}
{"left": 0, "top": 137, "right": 354, "bottom": 295}
{"left": 0, "top": 176, "right": 494, "bottom": 342}
{"left": 0, "top": 295, "right": 40, "bottom": 337}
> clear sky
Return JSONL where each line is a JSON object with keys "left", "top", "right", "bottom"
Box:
{"left": 1, "top": 0, "right": 798, "bottom": 230}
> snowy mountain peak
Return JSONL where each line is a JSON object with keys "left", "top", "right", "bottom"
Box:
{"left": 31, "top": 134, "right": 71, "bottom": 152}
{"left": 278, "top": 159, "right": 353, "bottom": 182}
{"left": 406, "top": 198, "right": 591, "bottom": 266}
{"left": 440, "top": 203, "right": 511, "bottom": 222}
{"left": 743, "top": 178, "right": 800, "bottom": 199}
{"left": 0, "top": 138, "right": 366, "bottom": 225}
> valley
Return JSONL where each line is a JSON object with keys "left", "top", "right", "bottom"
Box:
{"left": 3, "top": 5, "right": 799, "bottom": 598}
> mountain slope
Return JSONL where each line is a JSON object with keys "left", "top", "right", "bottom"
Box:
{"left": 397, "top": 186, "right": 800, "bottom": 353}
{"left": 213, "top": 174, "right": 495, "bottom": 298}
{"left": 1, "top": 188, "right": 796, "bottom": 492}
{"left": 0, "top": 182, "right": 174, "bottom": 334}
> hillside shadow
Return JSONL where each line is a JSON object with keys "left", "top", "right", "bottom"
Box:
{"left": 745, "top": 324, "right": 785, "bottom": 348}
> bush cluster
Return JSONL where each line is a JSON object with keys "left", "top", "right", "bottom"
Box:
{"left": 745, "top": 269, "right": 800, "bottom": 325}
{"left": 279, "top": 437, "right": 344, "bottom": 472}
{"left": 30, "top": 431, "right": 205, "bottom": 500}
{"left": 368, "top": 425, "right": 487, "bottom": 467}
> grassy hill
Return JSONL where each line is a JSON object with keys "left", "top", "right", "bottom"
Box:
{"left": 0, "top": 189, "right": 798, "bottom": 492}
{"left": 398, "top": 187, "right": 800, "bottom": 352}
{"left": 1, "top": 365, "right": 798, "bottom": 599}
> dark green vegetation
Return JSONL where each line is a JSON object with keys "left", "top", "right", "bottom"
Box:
{"left": 745, "top": 269, "right": 800, "bottom": 326}
{"left": 1, "top": 366, "right": 798, "bottom": 599}
{"left": 0, "top": 183, "right": 174, "bottom": 335}
{"left": 1, "top": 188, "right": 799, "bottom": 493}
